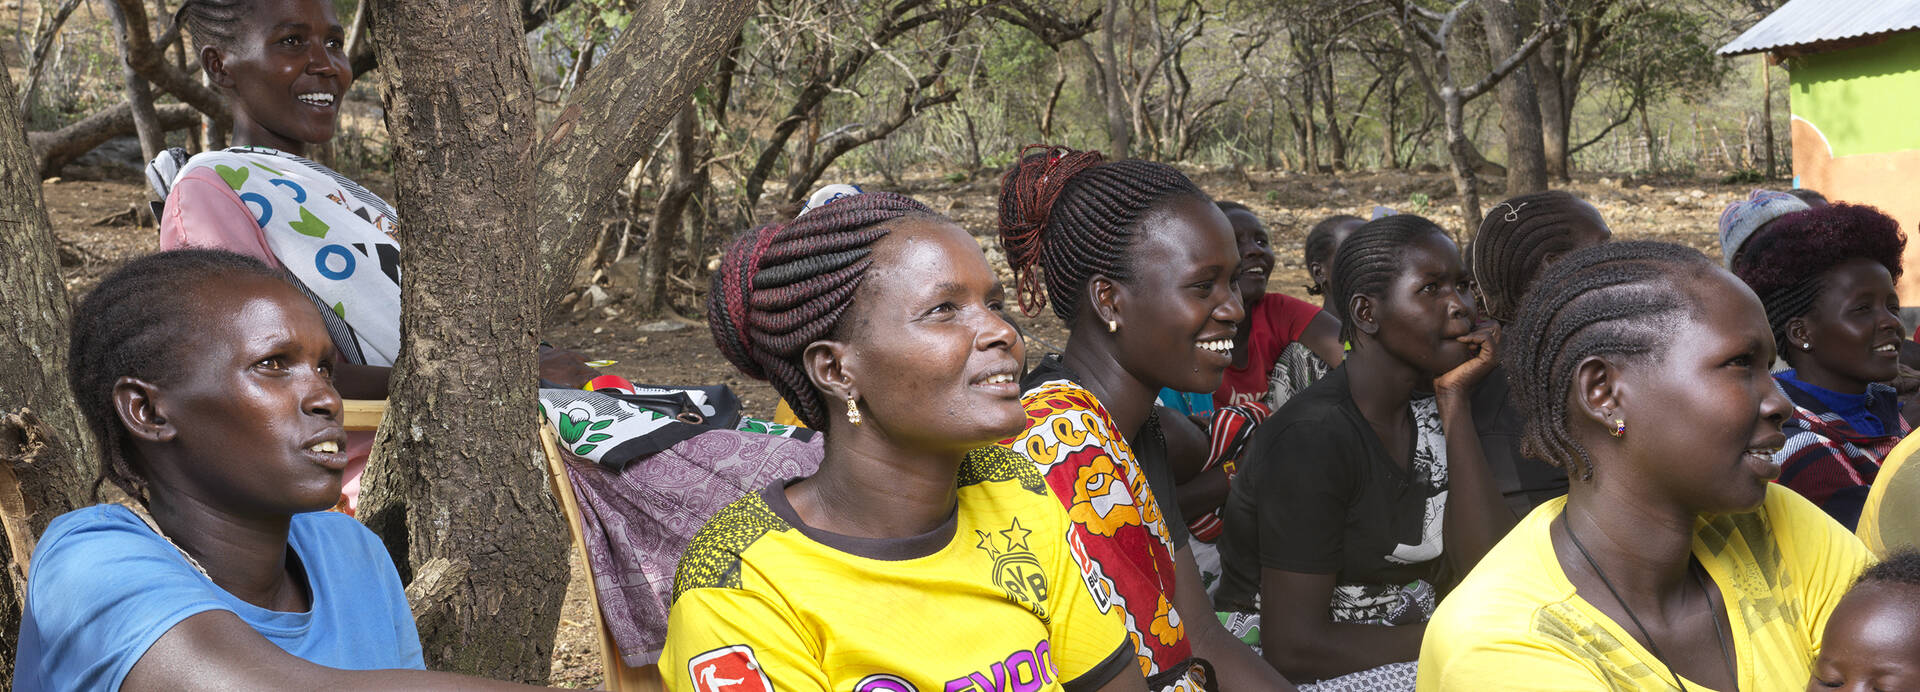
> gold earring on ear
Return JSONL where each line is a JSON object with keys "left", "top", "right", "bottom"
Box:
{"left": 1609, "top": 418, "right": 1626, "bottom": 437}
{"left": 1107, "top": 319, "right": 1118, "bottom": 333}
{"left": 845, "top": 396, "right": 862, "bottom": 426}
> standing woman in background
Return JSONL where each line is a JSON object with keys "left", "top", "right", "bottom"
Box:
{"left": 1468, "top": 191, "right": 1612, "bottom": 516}
{"left": 1730, "top": 203, "right": 1909, "bottom": 530}
{"left": 998, "top": 146, "right": 1293, "bottom": 691}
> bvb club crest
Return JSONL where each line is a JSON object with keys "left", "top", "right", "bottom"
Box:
{"left": 976, "top": 518, "right": 1050, "bottom": 622}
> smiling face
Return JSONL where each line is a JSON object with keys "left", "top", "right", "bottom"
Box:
{"left": 1810, "top": 583, "right": 1920, "bottom": 692}
{"left": 134, "top": 275, "right": 347, "bottom": 515}
{"left": 1224, "top": 208, "right": 1276, "bottom": 303}
{"left": 205, "top": 0, "right": 351, "bottom": 153}
{"left": 1609, "top": 270, "right": 1791, "bottom": 513}
{"left": 1365, "top": 231, "right": 1476, "bottom": 376}
{"left": 830, "top": 216, "right": 1027, "bottom": 452}
{"left": 1790, "top": 257, "right": 1903, "bottom": 394}
{"left": 1108, "top": 195, "right": 1246, "bottom": 393}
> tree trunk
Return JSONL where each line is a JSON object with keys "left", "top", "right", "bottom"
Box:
{"left": 1639, "top": 101, "right": 1657, "bottom": 171}
{"left": 532, "top": 0, "right": 755, "bottom": 323}
{"left": 1099, "top": 0, "right": 1131, "bottom": 158}
{"left": 27, "top": 102, "right": 198, "bottom": 178}
{"left": 0, "top": 61, "right": 104, "bottom": 691}
{"left": 105, "top": 0, "right": 168, "bottom": 164}
{"left": 1760, "top": 56, "right": 1776, "bottom": 179}
{"left": 1478, "top": 0, "right": 1547, "bottom": 196}
{"left": 359, "top": 0, "right": 566, "bottom": 681}
{"left": 1319, "top": 56, "right": 1346, "bottom": 171}
{"left": 640, "top": 101, "right": 700, "bottom": 315}
{"left": 1442, "top": 90, "right": 1481, "bottom": 233}
{"left": 1533, "top": 37, "right": 1569, "bottom": 180}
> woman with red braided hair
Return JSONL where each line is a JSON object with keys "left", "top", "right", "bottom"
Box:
{"left": 664, "top": 189, "right": 1145, "bottom": 692}
{"left": 999, "top": 146, "right": 1294, "bottom": 691}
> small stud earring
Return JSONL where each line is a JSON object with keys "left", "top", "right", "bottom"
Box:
{"left": 1609, "top": 418, "right": 1626, "bottom": 437}
{"left": 1802, "top": 342, "right": 1812, "bottom": 351}
{"left": 845, "top": 396, "right": 862, "bottom": 426}
{"left": 1107, "top": 319, "right": 1118, "bottom": 333}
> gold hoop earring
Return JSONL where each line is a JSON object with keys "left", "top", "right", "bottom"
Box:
{"left": 845, "top": 396, "right": 862, "bottom": 426}
{"left": 1609, "top": 418, "right": 1626, "bottom": 437}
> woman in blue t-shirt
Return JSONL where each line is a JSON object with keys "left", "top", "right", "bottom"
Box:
{"left": 16, "top": 250, "right": 546, "bottom": 691}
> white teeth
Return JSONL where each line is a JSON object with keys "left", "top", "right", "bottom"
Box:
{"left": 297, "top": 92, "right": 335, "bottom": 106}
{"left": 1877, "top": 344, "right": 1897, "bottom": 352}
{"left": 981, "top": 374, "right": 1016, "bottom": 385}
{"left": 1199, "top": 339, "right": 1233, "bottom": 353}
{"left": 308, "top": 440, "right": 339, "bottom": 454}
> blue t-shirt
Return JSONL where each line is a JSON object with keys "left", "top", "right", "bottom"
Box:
{"left": 1777, "top": 369, "right": 1890, "bottom": 436}
{"left": 14, "top": 504, "right": 424, "bottom": 691}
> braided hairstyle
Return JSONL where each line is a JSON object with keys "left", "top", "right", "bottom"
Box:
{"left": 1729, "top": 203, "right": 1904, "bottom": 357}
{"left": 707, "top": 191, "right": 933, "bottom": 430}
{"left": 178, "top": 0, "right": 249, "bottom": 50}
{"left": 996, "top": 145, "right": 1207, "bottom": 320}
{"left": 1503, "top": 241, "right": 1715, "bottom": 480}
{"left": 68, "top": 249, "right": 288, "bottom": 504}
{"left": 1304, "top": 214, "right": 1364, "bottom": 295}
{"left": 1471, "top": 191, "right": 1608, "bottom": 324}
{"left": 1326, "top": 214, "right": 1451, "bottom": 345}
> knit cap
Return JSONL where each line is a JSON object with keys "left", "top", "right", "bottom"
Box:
{"left": 1718, "top": 190, "right": 1810, "bottom": 268}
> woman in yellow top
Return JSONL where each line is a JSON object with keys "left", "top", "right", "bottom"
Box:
{"left": 663, "top": 189, "right": 1143, "bottom": 692}
{"left": 1418, "top": 241, "right": 1872, "bottom": 691}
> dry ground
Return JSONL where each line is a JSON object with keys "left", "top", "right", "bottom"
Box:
{"left": 45, "top": 165, "right": 1747, "bottom": 686}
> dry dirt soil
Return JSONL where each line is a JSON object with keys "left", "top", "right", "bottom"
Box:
{"left": 46, "top": 166, "right": 1745, "bottom": 686}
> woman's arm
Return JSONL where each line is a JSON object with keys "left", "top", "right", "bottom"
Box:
{"left": 1163, "top": 409, "right": 1229, "bottom": 516}
{"left": 1299, "top": 311, "right": 1345, "bottom": 369}
{"left": 1257, "top": 568, "right": 1423, "bottom": 681}
{"left": 124, "top": 611, "right": 552, "bottom": 691}
{"left": 1431, "top": 326, "right": 1515, "bottom": 573}
{"left": 1173, "top": 547, "right": 1297, "bottom": 691}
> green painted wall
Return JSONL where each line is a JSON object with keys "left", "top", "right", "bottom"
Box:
{"left": 1789, "top": 30, "right": 1920, "bottom": 157}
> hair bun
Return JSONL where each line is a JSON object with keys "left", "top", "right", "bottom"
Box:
{"left": 997, "top": 145, "right": 1104, "bottom": 315}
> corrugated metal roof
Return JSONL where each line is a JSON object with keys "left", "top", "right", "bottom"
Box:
{"left": 1718, "top": 0, "right": 1920, "bottom": 56}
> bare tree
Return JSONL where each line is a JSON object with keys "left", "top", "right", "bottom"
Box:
{"left": 1392, "top": 0, "right": 1560, "bottom": 230}
{"left": 0, "top": 60, "right": 108, "bottom": 690}
{"left": 1477, "top": 0, "right": 1548, "bottom": 195}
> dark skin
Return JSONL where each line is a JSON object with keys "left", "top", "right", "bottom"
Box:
{"left": 1060, "top": 195, "right": 1294, "bottom": 691}
{"left": 1810, "top": 583, "right": 1920, "bottom": 691}
{"left": 198, "top": 0, "right": 594, "bottom": 399}
{"left": 790, "top": 217, "right": 1147, "bottom": 692}
{"left": 118, "top": 276, "right": 550, "bottom": 690}
{"left": 1259, "top": 231, "right": 1513, "bottom": 681}
{"left": 1307, "top": 218, "right": 1363, "bottom": 309}
{"left": 1551, "top": 269, "right": 1792, "bottom": 692}
{"left": 1784, "top": 257, "right": 1903, "bottom": 396}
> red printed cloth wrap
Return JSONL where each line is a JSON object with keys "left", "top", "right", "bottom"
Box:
{"left": 1186, "top": 402, "right": 1272, "bottom": 542}
{"left": 1010, "top": 378, "right": 1206, "bottom": 691}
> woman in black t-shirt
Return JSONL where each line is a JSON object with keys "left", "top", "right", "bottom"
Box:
{"left": 1213, "top": 215, "right": 1513, "bottom": 688}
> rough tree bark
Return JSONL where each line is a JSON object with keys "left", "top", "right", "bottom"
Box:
{"left": 0, "top": 62, "right": 106, "bottom": 690}
{"left": 532, "top": 0, "right": 755, "bottom": 324}
{"left": 1478, "top": 0, "right": 1548, "bottom": 196}
{"left": 357, "top": 0, "right": 566, "bottom": 682}
{"left": 640, "top": 101, "right": 702, "bottom": 315}
{"left": 1097, "top": 0, "right": 1131, "bottom": 158}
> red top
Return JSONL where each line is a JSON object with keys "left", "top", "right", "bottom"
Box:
{"left": 1214, "top": 294, "right": 1323, "bottom": 408}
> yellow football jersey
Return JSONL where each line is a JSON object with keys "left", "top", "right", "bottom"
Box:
{"left": 662, "top": 446, "right": 1131, "bottom": 692}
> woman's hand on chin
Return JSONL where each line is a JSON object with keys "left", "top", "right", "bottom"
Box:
{"left": 1434, "top": 325, "right": 1500, "bottom": 405}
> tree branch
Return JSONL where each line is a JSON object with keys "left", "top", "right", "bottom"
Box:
{"left": 1458, "top": 17, "right": 1562, "bottom": 101}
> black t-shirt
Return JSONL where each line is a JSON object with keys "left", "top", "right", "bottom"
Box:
{"left": 1472, "top": 364, "right": 1569, "bottom": 517}
{"left": 1021, "top": 355, "right": 1191, "bottom": 550}
{"left": 1213, "top": 365, "right": 1446, "bottom": 613}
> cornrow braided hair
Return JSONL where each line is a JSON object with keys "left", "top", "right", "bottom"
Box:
{"left": 707, "top": 191, "right": 932, "bottom": 430}
{"left": 178, "top": 0, "right": 248, "bottom": 50}
{"left": 69, "top": 249, "right": 288, "bottom": 505}
{"left": 1326, "top": 214, "right": 1449, "bottom": 345}
{"left": 1303, "top": 214, "right": 1364, "bottom": 295}
{"left": 1729, "top": 202, "right": 1905, "bottom": 356}
{"left": 1503, "top": 241, "right": 1713, "bottom": 480}
{"left": 996, "top": 144, "right": 1206, "bottom": 320}
{"left": 1470, "top": 190, "right": 1605, "bottom": 324}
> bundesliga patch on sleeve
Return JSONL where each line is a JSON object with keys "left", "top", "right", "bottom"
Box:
{"left": 689, "top": 645, "right": 774, "bottom": 692}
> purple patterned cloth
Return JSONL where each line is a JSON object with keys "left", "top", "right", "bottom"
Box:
{"left": 562, "top": 427, "right": 823, "bottom": 666}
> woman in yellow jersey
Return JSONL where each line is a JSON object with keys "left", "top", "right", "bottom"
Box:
{"left": 1418, "top": 242, "right": 1872, "bottom": 691}
{"left": 663, "top": 189, "right": 1145, "bottom": 692}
